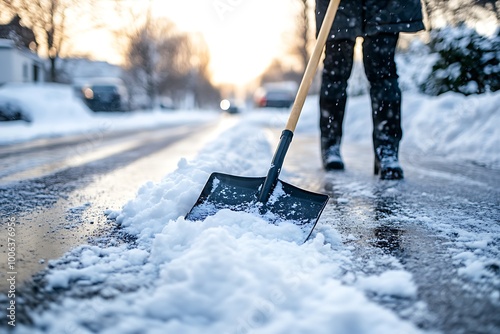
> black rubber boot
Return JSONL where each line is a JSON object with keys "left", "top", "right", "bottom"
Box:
{"left": 319, "top": 39, "right": 355, "bottom": 171}
{"left": 372, "top": 100, "right": 404, "bottom": 180}
{"left": 322, "top": 143, "right": 344, "bottom": 170}
{"left": 374, "top": 145, "right": 404, "bottom": 180}
{"left": 320, "top": 98, "right": 346, "bottom": 170}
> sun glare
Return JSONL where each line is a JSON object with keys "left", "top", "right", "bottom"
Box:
{"left": 151, "top": 0, "right": 294, "bottom": 86}
{"left": 65, "top": 0, "right": 296, "bottom": 87}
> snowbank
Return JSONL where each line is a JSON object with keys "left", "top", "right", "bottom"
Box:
{"left": 0, "top": 83, "right": 92, "bottom": 123}
{"left": 293, "top": 92, "right": 500, "bottom": 168}
{"left": 0, "top": 83, "right": 219, "bottom": 144}
{"left": 403, "top": 92, "right": 500, "bottom": 165}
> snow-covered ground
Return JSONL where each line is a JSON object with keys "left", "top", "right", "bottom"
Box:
{"left": 2, "top": 83, "right": 499, "bottom": 333}
{"left": 0, "top": 83, "right": 219, "bottom": 144}
{"left": 1, "top": 83, "right": 499, "bottom": 168}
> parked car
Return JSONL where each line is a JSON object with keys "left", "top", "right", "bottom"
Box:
{"left": 75, "top": 78, "right": 129, "bottom": 112}
{"left": 254, "top": 81, "right": 297, "bottom": 108}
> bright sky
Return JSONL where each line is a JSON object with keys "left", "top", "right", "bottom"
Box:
{"left": 154, "top": 0, "right": 297, "bottom": 85}
{"left": 72, "top": 0, "right": 299, "bottom": 87}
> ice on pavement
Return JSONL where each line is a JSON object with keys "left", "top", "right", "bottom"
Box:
{"left": 2, "top": 83, "right": 498, "bottom": 333}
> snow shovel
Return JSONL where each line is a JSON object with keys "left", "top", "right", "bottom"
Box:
{"left": 186, "top": 0, "right": 341, "bottom": 241}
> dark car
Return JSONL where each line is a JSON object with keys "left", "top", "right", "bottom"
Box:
{"left": 76, "top": 78, "right": 129, "bottom": 112}
{"left": 254, "top": 82, "right": 297, "bottom": 108}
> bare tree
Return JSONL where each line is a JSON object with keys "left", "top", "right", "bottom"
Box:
{"left": 259, "top": 0, "right": 313, "bottom": 86}
{"left": 126, "top": 24, "right": 157, "bottom": 108}
{"left": 291, "top": 0, "right": 312, "bottom": 73}
{"left": 124, "top": 17, "right": 220, "bottom": 109}
{"left": 178, "top": 32, "right": 220, "bottom": 108}
{"left": 1, "top": 0, "right": 100, "bottom": 82}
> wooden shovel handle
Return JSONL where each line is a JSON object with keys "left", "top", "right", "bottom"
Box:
{"left": 285, "top": 0, "right": 341, "bottom": 132}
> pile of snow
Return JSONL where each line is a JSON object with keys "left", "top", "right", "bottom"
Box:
{"left": 21, "top": 123, "right": 423, "bottom": 334}
{"left": 0, "top": 83, "right": 92, "bottom": 123}
{"left": 403, "top": 92, "right": 500, "bottom": 165}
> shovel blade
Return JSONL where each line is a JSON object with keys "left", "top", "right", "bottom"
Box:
{"left": 186, "top": 172, "right": 329, "bottom": 241}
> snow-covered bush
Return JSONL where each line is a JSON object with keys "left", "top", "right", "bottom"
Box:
{"left": 421, "top": 25, "right": 500, "bottom": 96}
{"left": 396, "top": 38, "right": 436, "bottom": 92}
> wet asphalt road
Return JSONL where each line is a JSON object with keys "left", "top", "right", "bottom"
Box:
{"left": 0, "top": 122, "right": 217, "bottom": 292}
{"left": 285, "top": 135, "right": 500, "bottom": 334}
{"left": 0, "top": 119, "right": 499, "bottom": 333}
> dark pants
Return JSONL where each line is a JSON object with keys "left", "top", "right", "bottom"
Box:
{"left": 320, "top": 33, "right": 402, "bottom": 160}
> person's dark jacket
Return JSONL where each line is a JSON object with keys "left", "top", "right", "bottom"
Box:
{"left": 316, "top": 0, "right": 425, "bottom": 40}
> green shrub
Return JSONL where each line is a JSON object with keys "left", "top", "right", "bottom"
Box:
{"left": 421, "top": 24, "right": 500, "bottom": 96}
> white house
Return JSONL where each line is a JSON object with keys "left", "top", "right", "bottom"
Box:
{"left": 0, "top": 38, "right": 45, "bottom": 85}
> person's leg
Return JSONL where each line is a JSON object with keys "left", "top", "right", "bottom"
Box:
{"left": 320, "top": 38, "right": 355, "bottom": 170}
{"left": 362, "top": 33, "right": 404, "bottom": 180}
